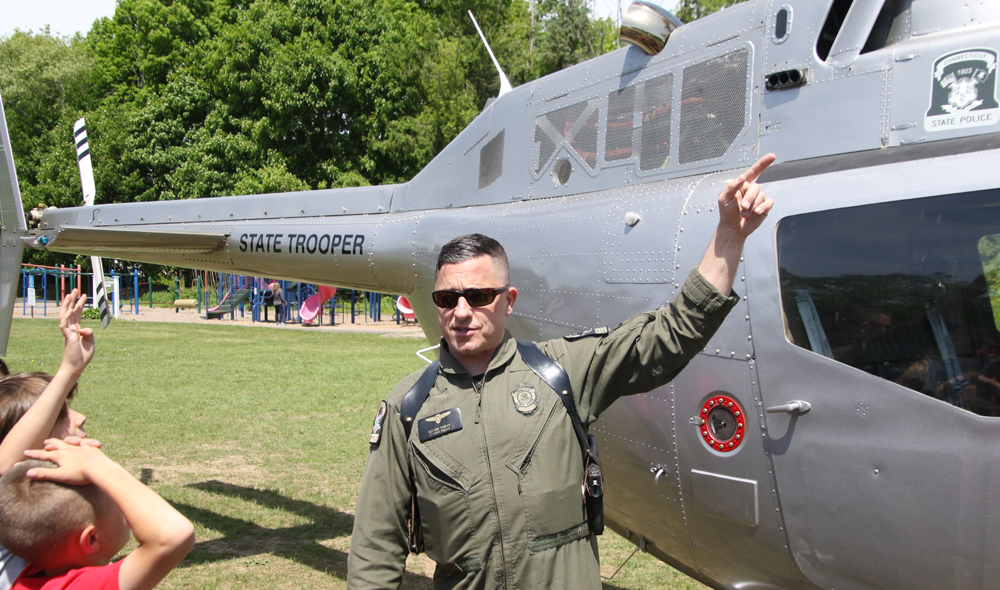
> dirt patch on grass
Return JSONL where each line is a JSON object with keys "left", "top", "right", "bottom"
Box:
{"left": 15, "top": 298, "right": 427, "bottom": 337}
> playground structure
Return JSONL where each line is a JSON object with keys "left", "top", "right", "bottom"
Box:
{"left": 299, "top": 285, "right": 338, "bottom": 325}
{"left": 19, "top": 263, "right": 152, "bottom": 318}
{"left": 194, "top": 274, "right": 401, "bottom": 327}
{"left": 15, "top": 265, "right": 411, "bottom": 327}
{"left": 204, "top": 274, "right": 390, "bottom": 327}
{"left": 396, "top": 296, "right": 417, "bottom": 326}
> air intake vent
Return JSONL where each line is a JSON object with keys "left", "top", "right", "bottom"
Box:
{"left": 533, "top": 99, "right": 600, "bottom": 172}
{"left": 679, "top": 50, "right": 749, "bottom": 164}
{"left": 606, "top": 86, "right": 635, "bottom": 163}
{"left": 640, "top": 73, "right": 673, "bottom": 170}
{"left": 479, "top": 130, "right": 505, "bottom": 189}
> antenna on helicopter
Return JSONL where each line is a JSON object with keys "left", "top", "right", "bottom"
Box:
{"left": 468, "top": 10, "right": 513, "bottom": 97}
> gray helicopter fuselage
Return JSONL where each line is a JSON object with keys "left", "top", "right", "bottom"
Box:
{"left": 13, "top": 0, "right": 1000, "bottom": 588}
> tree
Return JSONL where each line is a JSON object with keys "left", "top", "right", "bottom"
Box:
{"left": 0, "top": 30, "right": 95, "bottom": 268}
{"left": 674, "top": 0, "right": 747, "bottom": 24}
{"left": 533, "top": 0, "right": 597, "bottom": 74}
{"left": 4, "top": 0, "right": 619, "bottom": 209}
{"left": 0, "top": 30, "right": 94, "bottom": 207}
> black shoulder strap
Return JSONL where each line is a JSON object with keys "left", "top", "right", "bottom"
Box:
{"left": 515, "top": 341, "right": 589, "bottom": 455}
{"left": 400, "top": 360, "right": 439, "bottom": 555}
{"left": 400, "top": 360, "right": 440, "bottom": 439}
{"left": 397, "top": 344, "right": 588, "bottom": 455}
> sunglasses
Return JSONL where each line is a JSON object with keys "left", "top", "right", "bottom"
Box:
{"left": 432, "top": 286, "right": 509, "bottom": 309}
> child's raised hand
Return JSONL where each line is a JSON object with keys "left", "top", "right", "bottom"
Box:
{"left": 59, "top": 288, "right": 95, "bottom": 374}
{"left": 22, "top": 438, "right": 108, "bottom": 486}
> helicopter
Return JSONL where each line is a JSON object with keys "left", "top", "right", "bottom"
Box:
{"left": 3, "top": 0, "right": 1000, "bottom": 587}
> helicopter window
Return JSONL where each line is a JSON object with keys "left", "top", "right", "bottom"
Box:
{"left": 777, "top": 190, "right": 1000, "bottom": 417}
{"left": 861, "top": 0, "right": 910, "bottom": 54}
{"left": 679, "top": 50, "right": 748, "bottom": 164}
{"left": 774, "top": 6, "right": 790, "bottom": 43}
{"left": 478, "top": 129, "right": 504, "bottom": 189}
{"left": 606, "top": 86, "right": 635, "bottom": 163}
{"left": 640, "top": 73, "right": 673, "bottom": 171}
{"left": 817, "top": 0, "right": 854, "bottom": 61}
{"left": 533, "top": 98, "right": 600, "bottom": 172}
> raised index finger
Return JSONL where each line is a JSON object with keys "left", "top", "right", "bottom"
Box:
{"left": 741, "top": 153, "right": 776, "bottom": 185}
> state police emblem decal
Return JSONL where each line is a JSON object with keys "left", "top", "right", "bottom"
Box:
{"left": 511, "top": 383, "right": 538, "bottom": 415}
{"left": 925, "top": 48, "right": 999, "bottom": 131}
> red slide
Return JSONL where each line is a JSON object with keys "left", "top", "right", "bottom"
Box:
{"left": 299, "top": 285, "right": 338, "bottom": 324}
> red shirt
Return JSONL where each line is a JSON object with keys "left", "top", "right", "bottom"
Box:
{"left": 13, "top": 560, "right": 121, "bottom": 590}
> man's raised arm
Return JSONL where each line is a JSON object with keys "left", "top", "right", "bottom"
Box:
{"left": 697, "top": 153, "right": 776, "bottom": 295}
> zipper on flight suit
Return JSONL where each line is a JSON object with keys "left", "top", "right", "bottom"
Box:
{"left": 473, "top": 374, "right": 485, "bottom": 424}
{"left": 474, "top": 372, "right": 508, "bottom": 586}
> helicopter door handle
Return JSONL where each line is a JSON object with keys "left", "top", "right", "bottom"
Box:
{"left": 765, "top": 400, "right": 811, "bottom": 414}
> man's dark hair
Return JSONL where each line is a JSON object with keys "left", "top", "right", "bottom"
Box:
{"left": 436, "top": 234, "right": 509, "bottom": 283}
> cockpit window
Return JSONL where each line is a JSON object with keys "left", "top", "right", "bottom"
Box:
{"left": 817, "top": 0, "right": 854, "bottom": 61}
{"left": 778, "top": 190, "right": 1000, "bottom": 417}
{"left": 980, "top": 234, "right": 1000, "bottom": 332}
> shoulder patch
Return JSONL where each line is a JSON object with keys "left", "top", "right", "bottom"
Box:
{"left": 564, "top": 326, "right": 609, "bottom": 341}
{"left": 369, "top": 400, "right": 388, "bottom": 445}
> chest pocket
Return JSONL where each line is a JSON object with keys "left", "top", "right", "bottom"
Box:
{"left": 411, "top": 440, "right": 478, "bottom": 562}
{"left": 506, "top": 393, "right": 587, "bottom": 542}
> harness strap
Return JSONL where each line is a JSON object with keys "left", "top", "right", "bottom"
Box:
{"left": 399, "top": 359, "right": 439, "bottom": 554}
{"left": 400, "top": 360, "right": 441, "bottom": 440}
{"left": 399, "top": 344, "right": 586, "bottom": 451}
{"left": 515, "top": 341, "right": 589, "bottom": 456}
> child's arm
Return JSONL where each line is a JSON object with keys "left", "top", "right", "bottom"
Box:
{"left": 24, "top": 440, "right": 195, "bottom": 590}
{"left": 0, "top": 290, "right": 95, "bottom": 474}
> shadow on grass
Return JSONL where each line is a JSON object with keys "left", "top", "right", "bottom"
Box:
{"left": 169, "top": 479, "right": 430, "bottom": 587}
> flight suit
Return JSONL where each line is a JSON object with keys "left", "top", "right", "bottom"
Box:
{"left": 347, "top": 269, "right": 738, "bottom": 589}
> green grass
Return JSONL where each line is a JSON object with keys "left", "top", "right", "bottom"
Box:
{"left": 5, "top": 319, "right": 706, "bottom": 589}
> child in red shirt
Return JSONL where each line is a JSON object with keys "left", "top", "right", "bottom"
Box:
{"left": 0, "top": 442, "right": 194, "bottom": 590}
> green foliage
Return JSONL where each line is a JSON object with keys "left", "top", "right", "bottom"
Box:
{"left": 232, "top": 157, "right": 312, "bottom": 196}
{"left": 0, "top": 30, "right": 94, "bottom": 268}
{"left": 978, "top": 235, "right": 1000, "bottom": 332}
{"left": 674, "top": 0, "right": 748, "bottom": 24}
{"left": 534, "top": 0, "right": 599, "bottom": 73}
{"left": 81, "top": 307, "right": 101, "bottom": 320}
{"left": 0, "top": 30, "right": 93, "bottom": 171}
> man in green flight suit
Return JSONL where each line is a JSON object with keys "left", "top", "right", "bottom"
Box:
{"left": 347, "top": 154, "right": 776, "bottom": 589}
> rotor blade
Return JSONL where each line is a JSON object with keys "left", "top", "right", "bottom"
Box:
{"left": 91, "top": 256, "right": 111, "bottom": 330}
{"left": 73, "top": 118, "right": 96, "bottom": 207}
{"left": 73, "top": 118, "right": 111, "bottom": 329}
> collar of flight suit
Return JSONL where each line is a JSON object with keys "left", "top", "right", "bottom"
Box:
{"left": 437, "top": 330, "right": 518, "bottom": 377}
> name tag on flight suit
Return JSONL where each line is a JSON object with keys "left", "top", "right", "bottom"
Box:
{"left": 417, "top": 407, "right": 463, "bottom": 442}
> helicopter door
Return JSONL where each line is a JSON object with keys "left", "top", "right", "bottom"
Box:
{"left": 668, "top": 187, "right": 806, "bottom": 586}
{"left": 751, "top": 188, "right": 1000, "bottom": 590}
